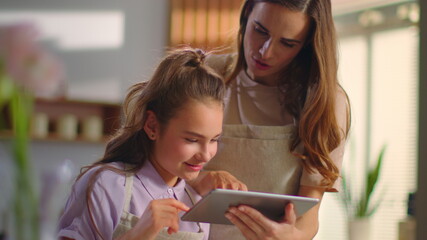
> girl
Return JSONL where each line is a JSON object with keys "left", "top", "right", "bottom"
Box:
{"left": 57, "top": 48, "right": 225, "bottom": 240}
{"left": 189, "top": 0, "right": 351, "bottom": 239}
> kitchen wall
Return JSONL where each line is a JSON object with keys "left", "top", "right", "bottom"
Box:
{"left": 0, "top": 0, "right": 170, "bottom": 236}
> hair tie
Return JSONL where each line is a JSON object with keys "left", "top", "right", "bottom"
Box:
{"left": 196, "top": 49, "right": 206, "bottom": 63}
{"left": 185, "top": 49, "right": 206, "bottom": 67}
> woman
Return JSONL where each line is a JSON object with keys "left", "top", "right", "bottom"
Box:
{"left": 188, "top": 0, "right": 351, "bottom": 239}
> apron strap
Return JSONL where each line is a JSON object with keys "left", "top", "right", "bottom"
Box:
{"left": 185, "top": 187, "right": 204, "bottom": 233}
{"left": 123, "top": 173, "right": 134, "bottom": 212}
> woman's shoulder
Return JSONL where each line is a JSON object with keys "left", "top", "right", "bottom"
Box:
{"left": 205, "top": 53, "right": 236, "bottom": 78}
{"left": 335, "top": 86, "right": 350, "bottom": 111}
{"left": 335, "top": 85, "right": 351, "bottom": 134}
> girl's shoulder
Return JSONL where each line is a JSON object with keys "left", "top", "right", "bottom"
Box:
{"left": 58, "top": 162, "right": 126, "bottom": 239}
{"left": 75, "top": 162, "right": 127, "bottom": 196}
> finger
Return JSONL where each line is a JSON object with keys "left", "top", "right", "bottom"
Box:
{"left": 213, "top": 171, "right": 247, "bottom": 190}
{"left": 167, "top": 222, "right": 179, "bottom": 235}
{"left": 149, "top": 204, "right": 180, "bottom": 222}
{"left": 151, "top": 210, "right": 180, "bottom": 234}
{"left": 148, "top": 214, "right": 179, "bottom": 234}
{"left": 156, "top": 198, "right": 190, "bottom": 212}
{"left": 239, "top": 183, "right": 248, "bottom": 191}
{"left": 233, "top": 205, "right": 274, "bottom": 233}
{"left": 149, "top": 199, "right": 187, "bottom": 232}
{"left": 226, "top": 182, "right": 246, "bottom": 191}
{"left": 226, "top": 183, "right": 241, "bottom": 190}
{"left": 217, "top": 181, "right": 247, "bottom": 191}
{"left": 283, "top": 202, "right": 297, "bottom": 225}
{"left": 235, "top": 181, "right": 247, "bottom": 191}
{"left": 225, "top": 209, "right": 257, "bottom": 240}
{"left": 165, "top": 212, "right": 180, "bottom": 234}
{"left": 166, "top": 199, "right": 190, "bottom": 212}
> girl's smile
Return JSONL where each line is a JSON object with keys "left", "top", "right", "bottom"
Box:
{"left": 184, "top": 162, "right": 204, "bottom": 171}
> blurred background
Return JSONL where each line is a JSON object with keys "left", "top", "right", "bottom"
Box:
{"left": 0, "top": 0, "right": 424, "bottom": 239}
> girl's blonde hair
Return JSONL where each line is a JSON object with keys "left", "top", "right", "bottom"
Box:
{"left": 100, "top": 47, "right": 225, "bottom": 167}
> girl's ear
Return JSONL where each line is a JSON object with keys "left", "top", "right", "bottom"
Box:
{"left": 144, "top": 110, "right": 159, "bottom": 140}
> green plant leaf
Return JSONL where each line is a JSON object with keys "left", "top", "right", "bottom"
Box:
{"left": 366, "top": 188, "right": 386, "bottom": 217}
{"left": 9, "top": 87, "right": 39, "bottom": 240}
{"left": 341, "top": 172, "right": 353, "bottom": 216}
{"left": 340, "top": 144, "right": 386, "bottom": 218}
{"left": 364, "top": 145, "right": 386, "bottom": 215}
{"left": 0, "top": 74, "right": 14, "bottom": 108}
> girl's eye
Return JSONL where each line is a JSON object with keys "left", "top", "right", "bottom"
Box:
{"left": 211, "top": 138, "right": 220, "bottom": 143}
{"left": 185, "top": 138, "right": 198, "bottom": 143}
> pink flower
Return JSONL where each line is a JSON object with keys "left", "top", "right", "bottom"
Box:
{"left": 0, "top": 22, "right": 64, "bottom": 98}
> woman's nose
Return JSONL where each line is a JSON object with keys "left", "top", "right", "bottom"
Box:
{"left": 259, "top": 38, "right": 273, "bottom": 59}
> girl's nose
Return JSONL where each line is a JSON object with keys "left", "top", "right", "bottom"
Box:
{"left": 195, "top": 151, "right": 209, "bottom": 163}
{"left": 196, "top": 144, "right": 214, "bottom": 162}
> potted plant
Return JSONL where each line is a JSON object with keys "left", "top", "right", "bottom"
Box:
{"left": 340, "top": 145, "right": 386, "bottom": 240}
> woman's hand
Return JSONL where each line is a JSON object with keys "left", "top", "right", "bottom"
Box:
{"left": 187, "top": 170, "right": 248, "bottom": 196}
{"left": 118, "top": 199, "right": 189, "bottom": 240}
{"left": 225, "top": 203, "right": 305, "bottom": 240}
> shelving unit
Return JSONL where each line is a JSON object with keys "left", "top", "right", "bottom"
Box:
{"left": 0, "top": 98, "right": 122, "bottom": 143}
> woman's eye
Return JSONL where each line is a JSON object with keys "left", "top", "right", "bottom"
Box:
{"left": 282, "top": 41, "right": 296, "bottom": 48}
{"left": 211, "top": 138, "right": 220, "bottom": 143}
{"left": 254, "top": 26, "right": 268, "bottom": 35}
{"left": 185, "top": 138, "right": 198, "bottom": 143}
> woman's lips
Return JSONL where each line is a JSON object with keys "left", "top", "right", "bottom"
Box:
{"left": 253, "top": 58, "right": 271, "bottom": 70}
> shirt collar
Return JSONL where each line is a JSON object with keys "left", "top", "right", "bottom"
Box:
{"left": 239, "top": 70, "right": 279, "bottom": 90}
{"left": 135, "top": 160, "right": 186, "bottom": 199}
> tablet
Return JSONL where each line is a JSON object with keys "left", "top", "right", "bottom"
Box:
{"left": 181, "top": 189, "right": 319, "bottom": 225}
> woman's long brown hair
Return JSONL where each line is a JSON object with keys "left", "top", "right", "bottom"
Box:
{"left": 75, "top": 48, "right": 225, "bottom": 239}
{"left": 228, "top": 0, "right": 351, "bottom": 188}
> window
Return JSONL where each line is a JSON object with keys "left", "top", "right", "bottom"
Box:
{"left": 166, "top": 1, "right": 420, "bottom": 239}
{"left": 317, "top": 2, "right": 419, "bottom": 239}
{"left": 169, "top": 0, "right": 243, "bottom": 50}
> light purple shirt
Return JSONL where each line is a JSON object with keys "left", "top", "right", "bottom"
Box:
{"left": 58, "top": 161, "right": 209, "bottom": 240}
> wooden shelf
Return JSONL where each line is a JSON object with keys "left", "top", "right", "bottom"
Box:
{"left": 0, "top": 98, "right": 122, "bottom": 143}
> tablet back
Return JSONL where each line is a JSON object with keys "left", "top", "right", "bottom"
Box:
{"left": 181, "top": 189, "right": 319, "bottom": 225}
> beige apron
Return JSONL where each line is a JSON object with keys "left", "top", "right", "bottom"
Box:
{"left": 112, "top": 174, "right": 205, "bottom": 240}
{"left": 205, "top": 124, "right": 303, "bottom": 240}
